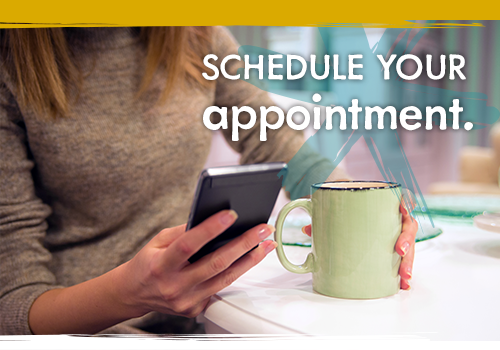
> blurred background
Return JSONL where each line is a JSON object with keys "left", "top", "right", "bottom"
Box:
{"left": 204, "top": 22, "right": 500, "bottom": 200}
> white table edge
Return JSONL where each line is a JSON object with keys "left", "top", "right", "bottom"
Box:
{"left": 202, "top": 295, "right": 304, "bottom": 334}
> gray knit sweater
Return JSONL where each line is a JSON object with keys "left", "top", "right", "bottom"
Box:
{"left": 0, "top": 27, "right": 342, "bottom": 334}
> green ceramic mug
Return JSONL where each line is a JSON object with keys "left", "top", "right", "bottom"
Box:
{"left": 275, "top": 181, "right": 403, "bottom": 299}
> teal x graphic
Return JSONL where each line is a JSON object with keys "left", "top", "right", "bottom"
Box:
{"left": 237, "top": 23, "right": 499, "bottom": 224}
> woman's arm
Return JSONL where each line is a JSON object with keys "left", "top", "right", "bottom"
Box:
{"left": 28, "top": 211, "right": 276, "bottom": 334}
{"left": 28, "top": 267, "right": 132, "bottom": 334}
{"left": 1, "top": 76, "right": 277, "bottom": 334}
{"left": 0, "top": 82, "right": 58, "bottom": 334}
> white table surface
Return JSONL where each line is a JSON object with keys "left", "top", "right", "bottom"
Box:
{"left": 201, "top": 220, "right": 500, "bottom": 340}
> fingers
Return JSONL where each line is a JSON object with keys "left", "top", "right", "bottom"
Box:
{"left": 399, "top": 243, "right": 415, "bottom": 290}
{"left": 395, "top": 203, "right": 418, "bottom": 257}
{"left": 184, "top": 223, "right": 274, "bottom": 284}
{"left": 396, "top": 202, "right": 418, "bottom": 290}
{"left": 400, "top": 278, "right": 411, "bottom": 291}
{"left": 161, "top": 210, "right": 238, "bottom": 268}
{"left": 151, "top": 224, "right": 187, "bottom": 248}
{"left": 195, "top": 240, "right": 277, "bottom": 299}
{"left": 161, "top": 240, "right": 275, "bottom": 318}
{"left": 301, "top": 224, "right": 311, "bottom": 237}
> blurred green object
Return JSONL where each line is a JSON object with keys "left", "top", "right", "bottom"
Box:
{"left": 415, "top": 222, "right": 443, "bottom": 242}
{"left": 414, "top": 195, "right": 500, "bottom": 224}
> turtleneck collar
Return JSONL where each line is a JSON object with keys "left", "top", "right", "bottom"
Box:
{"left": 64, "top": 27, "right": 141, "bottom": 51}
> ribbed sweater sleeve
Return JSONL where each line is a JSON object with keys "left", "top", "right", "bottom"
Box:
{"left": 0, "top": 82, "right": 63, "bottom": 334}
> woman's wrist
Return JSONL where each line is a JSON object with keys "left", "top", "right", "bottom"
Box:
{"left": 28, "top": 262, "right": 147, "bottom": 334}
{"left": 107, "top": 261, "right": 150, "bottom": 320}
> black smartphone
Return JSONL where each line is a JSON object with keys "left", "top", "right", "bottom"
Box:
{"left": 186, "top": 162, "right": 286, "bottom": 263}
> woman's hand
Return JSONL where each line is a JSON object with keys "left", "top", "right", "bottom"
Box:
{"left": 301, "top": 199, "right": 418, "bottom": 291}
{"left": 115, "top": 210, "right": 276, "bottom": 319}
{"left": 394, "top": 202, "right": 418, "bottom": 290}
{"left": 29, "top": 209, "right": 275, "bottom": 334}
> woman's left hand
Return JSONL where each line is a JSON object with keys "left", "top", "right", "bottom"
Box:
{"left": 394, "top": 202, "right": 418, "bottom": 290}
{"left": 301, "top": 200, "right": 418, "bottom": 291}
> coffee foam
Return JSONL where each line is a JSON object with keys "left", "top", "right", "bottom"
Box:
{"left": 319, "top": 182, "right": 392, "bottom": 189}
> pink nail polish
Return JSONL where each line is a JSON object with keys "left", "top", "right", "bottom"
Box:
{"left": 220, "top": 210, "right": 238, "bottom": 225}
{"left": 401, "top": 242, "right": 410, "bottom": 256}
{"left": 258, "top": 226, "right": 271, "bottom": 239}
{"left": 264, "top": 241, "right": 277, "bottom": 254}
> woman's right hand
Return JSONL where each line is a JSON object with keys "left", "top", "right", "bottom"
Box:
{"left": 114, "top": 210, "right": 276, "bottom": 319}
{"left": 29, "top": 209, "right": 275, "bottom": 334}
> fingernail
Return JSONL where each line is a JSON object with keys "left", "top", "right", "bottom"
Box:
{"left": 401, "top": 242, "right": 410, "bottom": 256}
{"left": 264, "top": 241, "right": 277, "bottom": 254}
{"left": 403, "top": 205, "right": 409, "bottom": 215}
{"left": 220, "top": 210, "right": 238, "bottom": 225}
{"left": 405, "top": 282, "right": 411, "bottom": 291}
{"left": 406, "top": 267, "right": 412, "bottom": 280}
{"left": 258, "top": 225, "right": 274, "bottom": 240}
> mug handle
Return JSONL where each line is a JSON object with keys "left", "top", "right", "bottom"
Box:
{"left": 274, "top": 199, "right": 315, "bottom": 274}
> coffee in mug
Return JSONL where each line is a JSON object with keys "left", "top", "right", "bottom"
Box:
{"left": 275, "top": 181, "right": 403, "bottom": 299}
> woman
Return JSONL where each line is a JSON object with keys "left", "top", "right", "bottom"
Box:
{"left": 0, "top": 26, "right": 417, "bottom": 334}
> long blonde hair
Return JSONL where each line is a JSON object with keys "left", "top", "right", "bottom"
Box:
{"left": 0, "top": 27, "right": 213, "bottom": 118}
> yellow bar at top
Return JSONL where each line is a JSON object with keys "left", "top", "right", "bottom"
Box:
{"left": 0, "top": 0, "right": 495, "bottom": 28}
